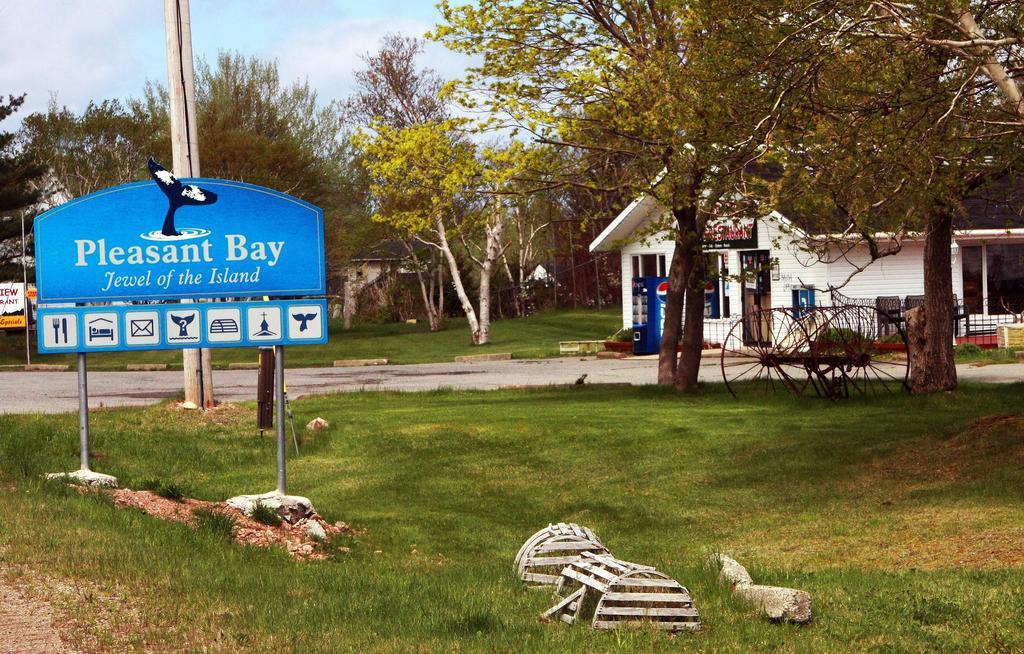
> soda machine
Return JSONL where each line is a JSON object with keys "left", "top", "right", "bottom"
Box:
{"left": 632, "top": 276, "right": 668, "bottom": 355}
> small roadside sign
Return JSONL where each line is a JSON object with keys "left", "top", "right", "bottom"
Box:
{"left": 0, "top": 282, "right": 26, "bottom": 329}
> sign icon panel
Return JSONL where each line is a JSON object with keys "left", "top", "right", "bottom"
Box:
{"left": 166, "top": 308, "right": 201, "bottom": 345}
{"left": 206, "top": 307, "right": 242, "bottom": 343}
{"left": 84, "top": 312, "right": 119, "bottom": 347}
{"left": 37, "top": 300, "right": 326, "bottom": 353}
{"left": 247, "top": 306, "right": 282, "bottom": 342}
{"left": 124, "top": 310, "right": 160, "bottom": 347}
{"left": 287, "top": 304, "right": 323, "bottom": 340}
{"left": 43, "top": 313, "right": 78, "bottom": 349}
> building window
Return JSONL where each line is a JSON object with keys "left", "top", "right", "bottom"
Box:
{"left": 631, "top": 255, "right": 640, "bottom": 279}
{"left": 641, "top": 253, "right": 658, "bottom": 277}
{"left": 962, "top": 246, "right": 983, "bottom": 313}
{"left": 987, "top": 244, "right": 1024, "bottom": 314}
{"left": 658, "top": 255, "right": 667, "bottom": 277}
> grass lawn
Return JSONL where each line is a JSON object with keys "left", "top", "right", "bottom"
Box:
{"left": 0, "top": 308, "right": 622, "bottom": 370}
{"left": 2, "top": 384, "right": 1024, "bottom": 652}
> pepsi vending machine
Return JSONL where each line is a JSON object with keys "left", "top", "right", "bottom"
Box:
{"left": 632, "top": 276, "right": 668, "bottom": 355}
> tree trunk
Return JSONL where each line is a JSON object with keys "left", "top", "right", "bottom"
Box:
{"left": 658, "top": 235, "right": 689, "bottom": 384}
{"left": 474, "top": 206, "right": 507, "bottom": 345}
{"left": 908, "top": 210, "right": 957, "bottom": 392}
{"left": 436, "top": 218, "right": 481, "bottom": 341}
{"left": 342, "top": 275, "right": 355, "bottom": 330}
{"left": 676, "top": 252, "right": 707, "bottom": 391}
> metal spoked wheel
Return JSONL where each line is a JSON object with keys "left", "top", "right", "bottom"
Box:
{"left": 720, "top": 308, "right": 817, "bottom": 398}
{"left": 809, "top": 305, "right": 910, "bottom": 398}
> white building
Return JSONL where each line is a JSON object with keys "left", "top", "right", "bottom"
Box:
{"left": 589, "top": 193, "right": 1024, "bottom": 347}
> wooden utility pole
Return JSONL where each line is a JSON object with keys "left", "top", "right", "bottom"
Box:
{"left": 164, "top": 0, "right": 214, "bottom": 408}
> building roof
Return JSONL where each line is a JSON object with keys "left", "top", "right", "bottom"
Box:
{"left": 351, "top": 240, "right": 409, "bottom": 262}
{"left": 589, "top": 195, "right": 665, "bottom": 252}
{"left": 961, "top": 177, "right": 1024, "bottom": 230}
{"left": 592, "top": 179, "right": 1024, "bottom": 253}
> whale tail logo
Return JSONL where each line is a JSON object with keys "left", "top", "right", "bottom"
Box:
{"left": 148, "top": 158, "right": 218, "bottom": 236}
{"left": 292, "top": 313, "right": 318, "bottom": 332}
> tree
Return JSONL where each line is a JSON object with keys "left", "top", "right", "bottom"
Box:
{"left": 434, "top": 0, "right": 804, "bottom": 389}
{"left": 356, "top": 120, "right": 527, "bottom": 345}
{"left": 763, "top": 0, "right": 1024, "bottom": 393}
{"left": 344, "top": 35, "right": 453, "bottom": 331}
{"left": 0, "top": 94, "right": 46, "bottom": 280}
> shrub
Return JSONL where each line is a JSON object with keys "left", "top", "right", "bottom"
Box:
{"left": 955, "top": 343, "right": 983, "bottom": 357}
{"left": 249, "top": 501, "right": 282, "bottom": 527}
{"left": 608, "top": 328, "right": 632, "bottom": 343}
{"left": 193, "top": 508, "right": 235, "bottom": 541}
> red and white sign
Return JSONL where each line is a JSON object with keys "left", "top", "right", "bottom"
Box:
{"left": 0, "top": 282, "right": 26, "bottom": 329}
{"left": 656, "top": 281, "right": 669, "bottom": 303}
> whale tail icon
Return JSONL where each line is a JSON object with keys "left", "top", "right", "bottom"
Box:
{"left": 169, "top": 313, "right": 196, "bottom": 337}
{"left": 148, "top": 158, "right": 218, "bottom": 236}
{"left": 292, "top": 313, "right": 318, "bottom": 332}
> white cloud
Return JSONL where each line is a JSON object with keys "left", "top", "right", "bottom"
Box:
{"left": 0, "top": 1, "right": 159, "bottom": 117}
{"left": 273, "top": 17, "right": 476, "bottom": 105}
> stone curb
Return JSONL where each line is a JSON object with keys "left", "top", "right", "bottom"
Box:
{"left": 455, "top": 352, "right": 513, "bottom": 363}
{"left": 333, "top": 358, "right": 389, "bottom": 367}
{"left": 228, "top": 362, "right": 260, "bottom": 370}
{"left": 24, "top": 364, "right": 69, "bottom": 372}
{"left": 126, "top": 363, "right": 168, "bottom": 371}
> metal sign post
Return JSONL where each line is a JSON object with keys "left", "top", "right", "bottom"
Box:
{"left": 274, "top": 344, "right": 286, "bottom": 495}
{"left": 77, "top": 353, "right": 89, "bottom": 470}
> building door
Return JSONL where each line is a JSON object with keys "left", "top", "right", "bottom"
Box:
{"left": 740, "top": 250, "right": 772, "bottom": 345}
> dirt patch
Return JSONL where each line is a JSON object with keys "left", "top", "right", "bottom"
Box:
{"left": 80, "top": 487, "right": 357, "bottom": 561}
{"left": 0, "top": 575, "right": 77, "bottom": 653}
{"left": 856, "top": 414, "right": 1024, "bottom": 489}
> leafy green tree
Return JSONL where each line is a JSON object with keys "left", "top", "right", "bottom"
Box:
{"left": 764, "top": 0, "right": 1024, "bottom": 392}
{"left": 434, "top": 0, "right": 803, "bottom": 389}
{"left": 344, "top": 35, "right": 453, "bottom": 331}
{"left": 0, "top": 94, "right": 46, "bottom": 280}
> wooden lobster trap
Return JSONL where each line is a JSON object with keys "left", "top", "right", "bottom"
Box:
{"left": 514, "top": 522, "right": 609, "bottom": 586}
{"left": 720, "top": 305, "right": 910, "bottom": 400}
{"left": 542, "top": 552, "right": 701, "bottom": 632}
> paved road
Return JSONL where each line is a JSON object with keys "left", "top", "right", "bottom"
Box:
{"left": 1, "top": 356, "right": 1021, "bottom": 414}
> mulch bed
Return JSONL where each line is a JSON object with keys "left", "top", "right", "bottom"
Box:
{"left": 77, "top": 487, "right": 356, "bottom": 561}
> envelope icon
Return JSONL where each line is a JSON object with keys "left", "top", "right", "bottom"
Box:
{"left": 130, "top": 319, "right": 155, "bottom": 337}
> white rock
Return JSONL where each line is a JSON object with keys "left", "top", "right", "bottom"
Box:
{"left": 180, "top": 401, "right": 198, "bottom": 410}
{"left": 708, "top": 553, "right": 812, "bottom": 625}
{"left": 224, "top": 491, "right": 316, "bottom": 524}
{"left": 45, "top": 469, "right": 119, "bottom": 488}
{"left": 303, "top": 520, "right": 327, "bottom": 541}
{"left": 306, "top": 417, "right": 329, "bottom": 431}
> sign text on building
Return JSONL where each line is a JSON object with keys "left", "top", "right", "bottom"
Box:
{"left": 703, "top": 218, "right": 757, "bottom": 251}
{"left": 0, "top": 282, "right": 26, "bottom": 329}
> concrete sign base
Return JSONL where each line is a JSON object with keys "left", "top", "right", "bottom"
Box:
{"left": 46, "top": 469, "right": 119, "bottom": 488}
{"left": 225, "top": 491, "right": 315, "bottom": 525}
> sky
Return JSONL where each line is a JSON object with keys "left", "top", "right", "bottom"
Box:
{"left": 0, "top": 0, "right": 473, "bottom": 120}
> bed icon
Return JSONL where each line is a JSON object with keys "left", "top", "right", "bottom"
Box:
{"left": 83, "top": 313, "right": 119, "bottom": 346}
{"left": 88, "top": 318, "right": 114, "bottom": 339}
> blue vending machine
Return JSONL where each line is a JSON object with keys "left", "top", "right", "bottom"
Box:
{"left": 632, "top": 276, "right": 668, "bottom": 355}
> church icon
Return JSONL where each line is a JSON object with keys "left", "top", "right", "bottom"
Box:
{"left": 246, "top": 306, "right": 282, "bottom": 342}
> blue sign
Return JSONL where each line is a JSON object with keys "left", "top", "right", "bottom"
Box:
{"left": 37, "top": 299, "right": 327, "bottom": 354}
{"left": 34, "top": 160, "right": 326, "bottom": 303}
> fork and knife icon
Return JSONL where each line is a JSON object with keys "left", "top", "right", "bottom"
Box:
{"left": 51, "top": 317, "right": 68, "bottom": 343}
